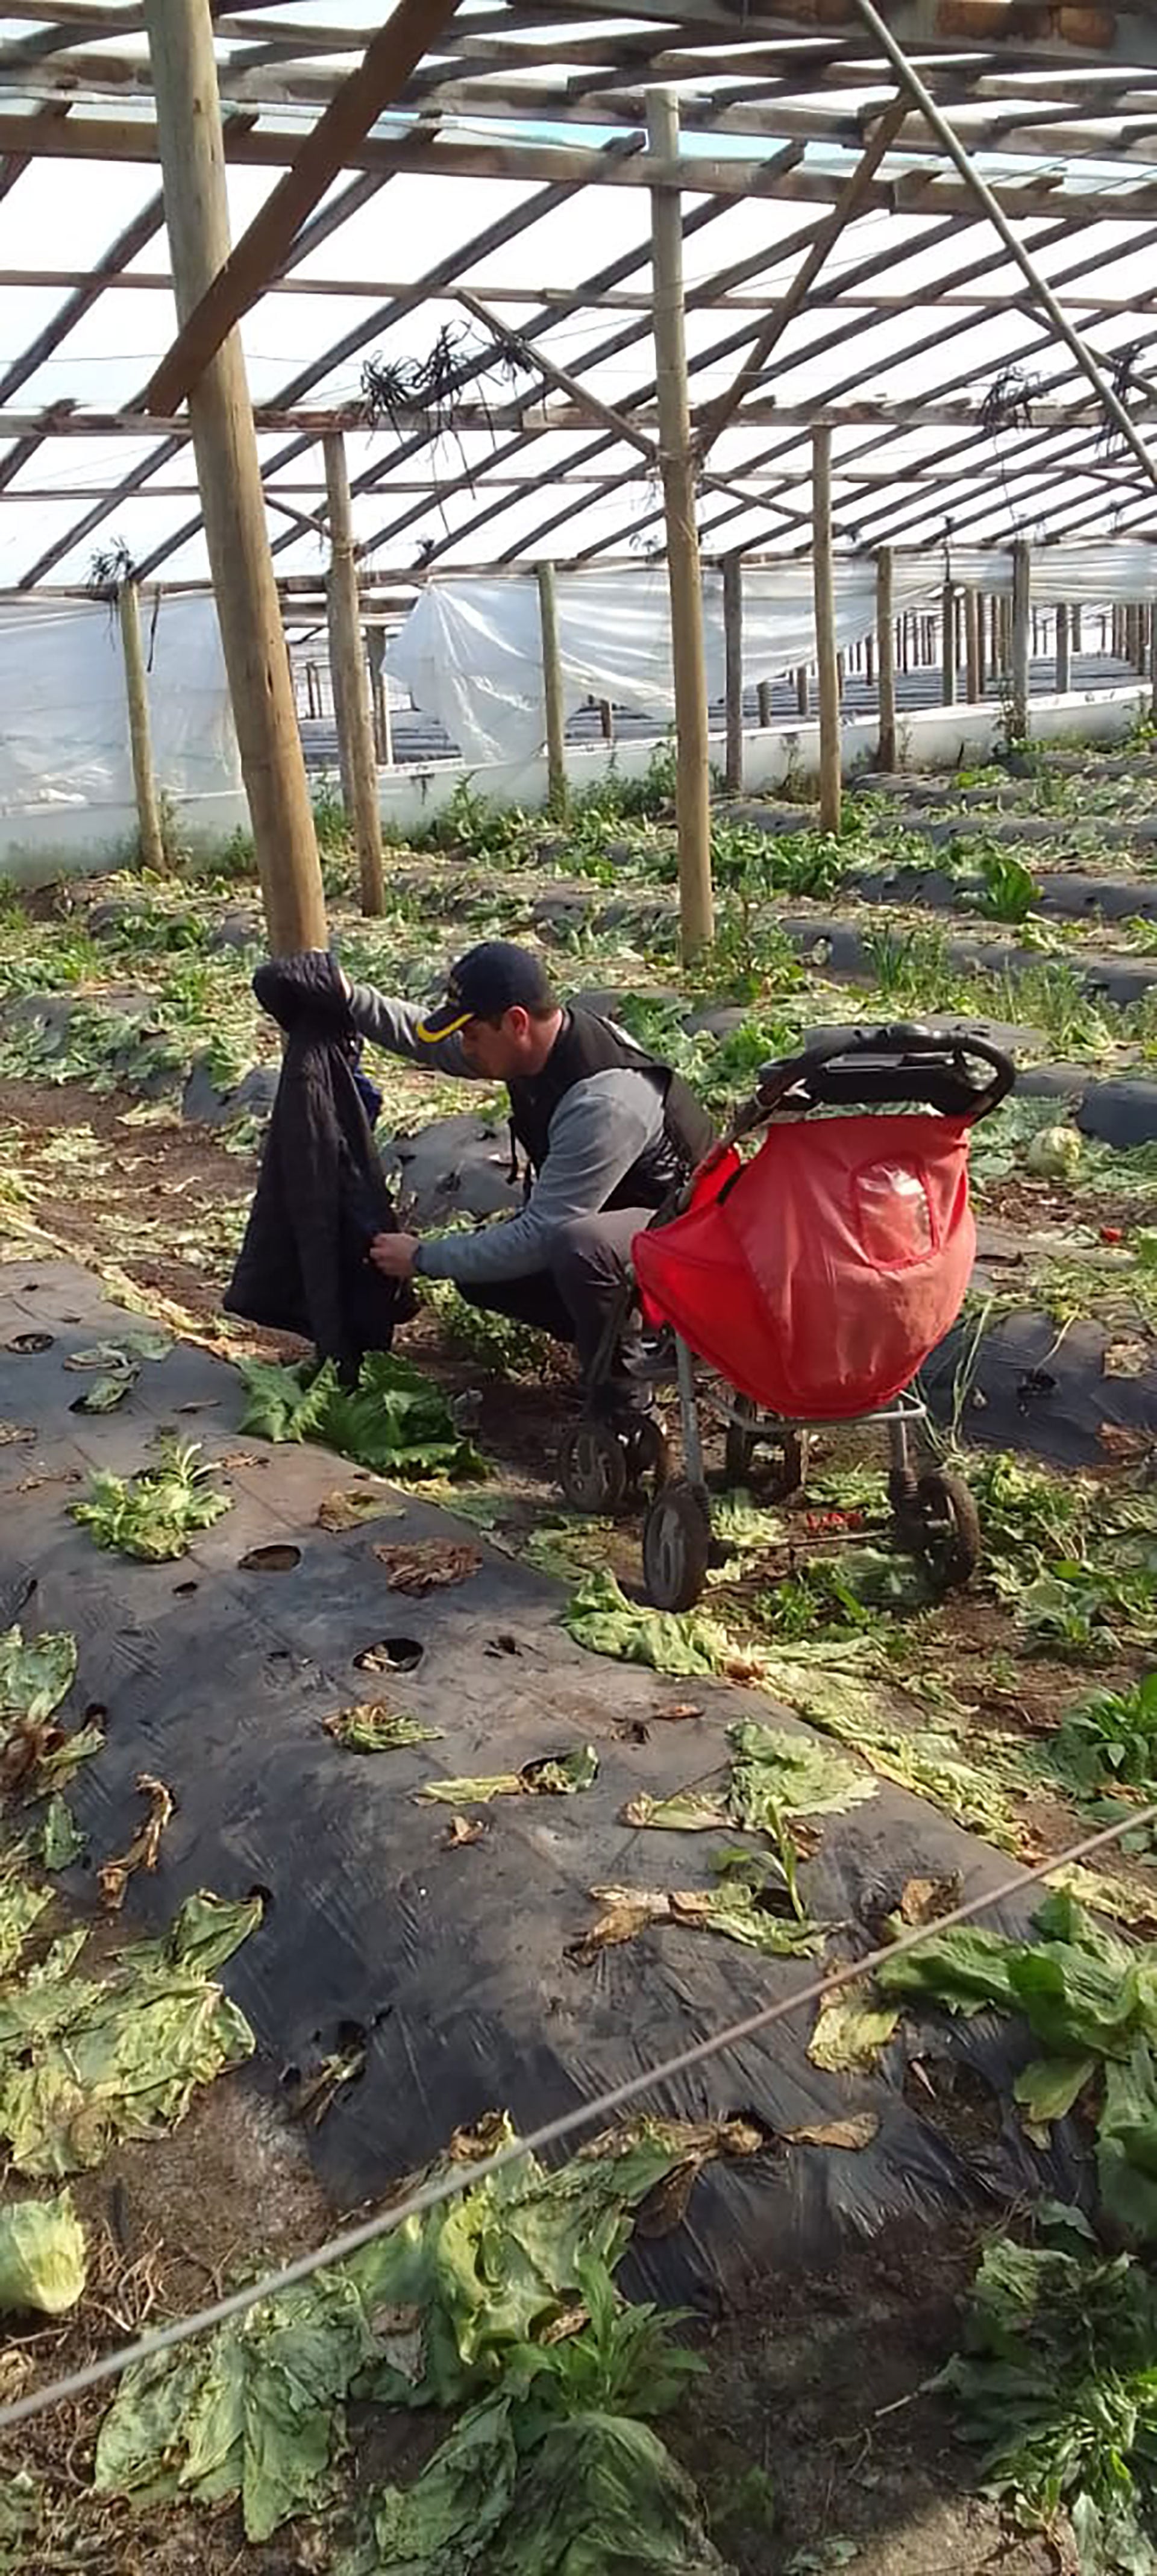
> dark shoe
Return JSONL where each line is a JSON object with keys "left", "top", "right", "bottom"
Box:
{"left": 621, "top": 1328, "right": 676, "bottom": 1383}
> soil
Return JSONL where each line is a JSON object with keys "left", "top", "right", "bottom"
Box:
{"left": 673, "top": 2220, "right": 1068, "bottom": 2575}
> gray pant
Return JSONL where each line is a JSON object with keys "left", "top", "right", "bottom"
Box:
{"left": 458, "top": 1205, "right": 653, "bottom": 1387}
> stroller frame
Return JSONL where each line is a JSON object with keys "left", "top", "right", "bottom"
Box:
{"left": 557, "top": 1021, "right": 1015, "bottom": 1611}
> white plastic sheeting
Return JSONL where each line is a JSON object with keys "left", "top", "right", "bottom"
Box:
{"left": 387, "top": 559, "right": 945, "bottom": 768}
{"left": 387, "top": 542, "right": 1157, "bottom": 768}
{"left": 0, "top": 592, "right": 240, "bottom": 813}
{"left": 930, "top": 541, "right": 1157, "bottom": 602}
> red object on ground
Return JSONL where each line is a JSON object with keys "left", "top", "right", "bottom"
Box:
{"left": 635, "top": 1114, "right": 975, "bottom": 1420}
{"left": 1100, "top": 1225, "right": 1124, "bottom": 1245}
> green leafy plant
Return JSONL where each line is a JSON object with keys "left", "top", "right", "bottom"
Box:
{"left": 71, "top": 1437, "right": 231, "bottom": 1562}
{"left": 976, "top": 841, "right": 1041, "bottom": 924}
{"left": 1053, "top": 1674, "right": 1157, "bottom": 1792}
{"left": 938, "top": 2234, "right": 1157, "bottom": 2574}
{"left": 236, "top": 1352, "right": 486, "bottom": 1481}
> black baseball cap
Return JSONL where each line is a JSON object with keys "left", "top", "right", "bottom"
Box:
{"left": 416, "top": 940, "right": 557, "bottom": 1043}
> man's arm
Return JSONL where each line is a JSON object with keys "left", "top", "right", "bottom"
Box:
{"left": 413, "top": 1070, "right": 661, "bottom": 1286}
{"left": 343, "top": 979, "right": 477, "bottom": 1076}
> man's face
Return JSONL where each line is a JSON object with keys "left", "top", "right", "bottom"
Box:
{"left": 459, "top": 1010, "right": 525, "bottom": 1079}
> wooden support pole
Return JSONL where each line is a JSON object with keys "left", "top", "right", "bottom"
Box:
{"left": 536, "top": 560, "right": 567, "bottom": 815}
{"left": 899, "top": 614, "right": 909, "bottom": 676}
{"left": 965, "top": 586, "right": 982, "bottom": 703}
{"left": 142, "top": 0, "right": 461, "bottom": 418}
{"left": 1151, "top": 606, "right": 1157, "bottom": 718}
{"left": 812, "top": 424, "right": 841, "bottom": 836}
{"left": 306, "top": 662, "right": 319, "bottom": 720}
{"left": 143, "top": 0, "right": 325, "bottom": 957}
{"left": 757, "top": 680, "right": 774, "bottom": 727}
{"left": 1055, "top": 600, "right": 1071, "bottom": 694}
{"left": 117, "top": 577, "right": 165, "bottom": 873}
{"left": 876, "top": 545, "right": 896, "bottom": 770}
{"left": 598, "top": 699, "right": 615, "bottom": 744}
{"left": 865, "top": 631, "right": 876, "bottom": 686}
{"left": 1073, "top": 606, "right": 1083, "bottom": 655}
{"left": 723, "top": 552, "right": 744, "bottom": 797}
{"left": 365, "top": 624, "right": 392, "bottom": 767}
{"left": 648, "top": 89, "right": 712, "bottom": 959}
{"left": 941, "top": 579, "right": 956, "bottom": 706}
{"left": 1011, "top": 538, "right": 1031, "bottom": 743}
{"left": 795, "top": 665, "right": 809, "bottom": 717}
{"left": 324, "top": 430, "right": 384, "bottom": 917}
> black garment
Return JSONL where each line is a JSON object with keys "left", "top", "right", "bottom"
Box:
{"left": 225, "top": 953, "right": 411, "bottom": 1379}
{"left": 506, "top": 1007, "right": 716, "bottom": 1208}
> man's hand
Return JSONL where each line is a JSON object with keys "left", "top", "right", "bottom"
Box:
{"left": 369, "top": 1231, "right": 420, "bottom": 1280}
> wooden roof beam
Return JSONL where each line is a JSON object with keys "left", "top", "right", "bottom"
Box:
{"left": 139, "top": 0, "right": 463, "bottom": 416}
{"left": 10, "top": 108, "right": 1157, "bottom": 225}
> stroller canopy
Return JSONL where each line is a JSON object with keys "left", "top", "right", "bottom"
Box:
{"left": 635, "top": 1111, "right": 976, "bottom": 1421}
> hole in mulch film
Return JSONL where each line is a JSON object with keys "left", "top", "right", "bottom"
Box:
{"left": 354, "top": 1636, "right": 424, "bottom": 1675}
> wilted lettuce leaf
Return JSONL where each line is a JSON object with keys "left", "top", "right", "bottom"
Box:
{"left": 0, "top": 2187, "right": 86, "bottom": 2314}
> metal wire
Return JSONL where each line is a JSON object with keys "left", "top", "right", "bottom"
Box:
{"left": 2, "top": 1794, "right": 1155, "bottom": 2434}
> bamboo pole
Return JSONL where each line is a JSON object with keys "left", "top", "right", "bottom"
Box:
{"left": 536, "top": 559, "right": 567, "bottom": 817}
{"left": 1055, "top": 600, "right": 1071, "bottom": 694}
{"left": 648, "top": 89, "right": 712, "bottom": 959}
{"left": 1011, "top": 539, "right": 1031, "bottom": 743}
{"left": 812, "top": 424, "right": 841, "bottom": 835}
{"left": 723, "top": 551, "right": 744, "bottom": 796}
{"left": 143, "top": 0, "right": 325, "bottom": 957}
{"left": 117, "top": 576, "right": 165, "bottom": 872}
{"left": 324, "top": 430, "right": 383, "bottom": 917}
{"left": 876, "top": 545, "right": 896, "bottom": 770}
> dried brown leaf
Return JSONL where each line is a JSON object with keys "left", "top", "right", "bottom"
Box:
{"left": 374, "top": 1541, "right": 483, "bottom": 1595}
{"left": 783, "top": 2113, "right": 879, "bottom": 2152}
{"left": 317, "top": 1486, "right": 400, "bottom": 1534}
{"left": 98, "top": 1773, "right": 175, "bottom": 1911}
{"left": 654, "top": 1702, "right": 703, "bottom": 1723}
{"left": 442, "top": 1814, "right": 487, "bottom": 1850}
{"left": 899, "top": 1871, "right": 962, "bottom": 1927}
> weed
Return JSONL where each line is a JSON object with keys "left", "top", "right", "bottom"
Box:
{"left": 1052, "top": 1672, "right": 1157, "bottom": 1792}
{"left": 976, "top": 843, "right": 1041, "bottom": 925}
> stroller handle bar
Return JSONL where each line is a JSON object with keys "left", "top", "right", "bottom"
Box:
{"left": 733, "top": 1021, "right": 1015, "bottom": 1138}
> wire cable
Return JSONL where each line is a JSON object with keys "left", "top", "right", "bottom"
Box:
{"left": 2, "top": 1795, "right": 1154, "bottom": 2433}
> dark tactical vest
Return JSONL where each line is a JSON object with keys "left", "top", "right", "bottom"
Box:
{"left": 506, "top": 1007, "right": 716, "bottom": 1209}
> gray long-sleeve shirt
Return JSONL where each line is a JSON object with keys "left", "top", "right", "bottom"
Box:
{"left": 345, "top": 981, "right": 664, "bottom": 1287}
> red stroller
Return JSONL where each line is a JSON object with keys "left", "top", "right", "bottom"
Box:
{"left": 557, "top": 1023, "right": 1015, "bottom": 1610}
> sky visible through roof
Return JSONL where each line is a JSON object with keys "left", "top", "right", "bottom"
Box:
{"left": 0, "top": 4, "right": 1156, "bottom": 592}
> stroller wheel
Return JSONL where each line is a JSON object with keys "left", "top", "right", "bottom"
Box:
{"left": 642, "top": 1479, "right": 712, "bottom": 1612}
{"left": 724, "top": 1397, "right": 808, "bottom": 1501}
{"left": 558, "top": 1419, "right": 629, "bottom": 1515}
{"left": 912, "top": 1467, "right": 981, "bottom": 1590}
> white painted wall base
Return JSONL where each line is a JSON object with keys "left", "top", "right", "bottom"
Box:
{"left": 0, "top": 683, "right": 1147, "bottom": 882}
{"left": 374, "top": 680, "right": 1151, "bottom": 834}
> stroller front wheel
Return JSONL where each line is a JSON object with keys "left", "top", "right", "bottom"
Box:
{"left": 642, "top": 1478, "right": 712, "bottom": 1612}
{"left": 911, "top": 1467, "right": 982, "bottom": 1591}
